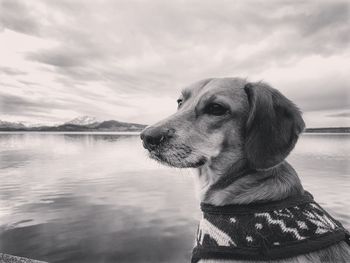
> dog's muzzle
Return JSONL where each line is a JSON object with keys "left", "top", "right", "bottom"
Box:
{"left": 140, "top": 126, "right": 175, "bottom": 151}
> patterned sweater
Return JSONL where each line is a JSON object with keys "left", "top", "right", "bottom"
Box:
{"left": 192, "top": 191, "right": 350, "bottom": 262}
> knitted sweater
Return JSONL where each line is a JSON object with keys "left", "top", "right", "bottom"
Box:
{"left": 192, "top": 191, "right": 350, "bottom": 262}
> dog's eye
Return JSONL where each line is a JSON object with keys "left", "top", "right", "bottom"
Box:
{"left": 205, "top": 103, "right": 228, "bottom": 116}
{"left": 177, "top": 99, "right": 183, "bottom": 108}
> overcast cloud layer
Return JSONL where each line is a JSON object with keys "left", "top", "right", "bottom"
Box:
{"left": 0, "top": 0, "right": 349, "bottom": 127}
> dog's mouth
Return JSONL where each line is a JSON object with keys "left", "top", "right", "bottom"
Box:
{"left": 146, "top": 143, "right": 207, "bottom": 168}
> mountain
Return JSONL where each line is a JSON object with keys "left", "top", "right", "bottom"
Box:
{"left": 30, "top": 120, "right": 146, "bottom": 132}
{"left": 0, "top": 120, "right": 26, "bottom": 129}
{"left": 94, "top": 120, "right": 146, "bottom": 131}
{"left": 1, "top": 117, "right": 347, "bottom": 133}
{"left": 65, "top": 116, "right": 98, "bottom": 126}
{"left": 304, "top": 127, "right": 350, "bottom": 133}
{"left": 0, "top": 118, "right": 146, "bottom": 132}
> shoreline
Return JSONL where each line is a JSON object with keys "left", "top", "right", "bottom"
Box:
{"left": 0, "top": 131, "right": 349, "bottom": 135}
{"left": 0, "top": 131, "right": 141, "bottom": 135}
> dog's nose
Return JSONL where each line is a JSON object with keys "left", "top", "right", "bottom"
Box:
{"left": 140, "top": 127, "right": 174, "bottom": 150}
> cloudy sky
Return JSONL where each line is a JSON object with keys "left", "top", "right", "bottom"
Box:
{"left": 0, "top": 0, "right": 349, "bottom": 127}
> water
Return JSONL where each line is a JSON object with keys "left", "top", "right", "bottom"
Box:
{"left": 0, "top": 133, "right": 349, "bottom": 262}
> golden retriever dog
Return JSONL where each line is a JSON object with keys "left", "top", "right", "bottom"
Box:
{"left": 140, "top": 78, "right": 350, "bottom": 262}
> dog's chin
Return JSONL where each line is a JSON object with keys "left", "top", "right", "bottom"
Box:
{"left": 148, "top": 150, "right": 206, "bottom": 168}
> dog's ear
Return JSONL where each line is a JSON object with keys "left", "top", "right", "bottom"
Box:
{"left": 244, "top": 82, "right": 305, "bottom": 169}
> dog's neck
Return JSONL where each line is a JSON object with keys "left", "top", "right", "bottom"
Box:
{"left": 194, "top": 160, "right": 304, "bottom": 206}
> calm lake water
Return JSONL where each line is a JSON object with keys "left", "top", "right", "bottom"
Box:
{"left": 0, "top": 133, "right": 349, "bottom": 262}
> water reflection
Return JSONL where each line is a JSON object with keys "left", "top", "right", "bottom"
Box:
{"left": 0, "top": 133, "right": 349, "bottom": 262}
{"left": 1, "top": 194, "right": 195, "bottom": 263}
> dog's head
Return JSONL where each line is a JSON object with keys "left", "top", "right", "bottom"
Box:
{"left": 141, "top": 78, "right": 305, "bottom": 171}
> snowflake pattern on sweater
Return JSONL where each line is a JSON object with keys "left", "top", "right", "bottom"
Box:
{"left": 196, "top": 203, "right": 340, "bottom": 248}
{"left": 192, "top": 193, "right": 350, "bottom": 262}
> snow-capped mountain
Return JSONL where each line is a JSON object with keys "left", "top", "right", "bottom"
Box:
{"left": 65, "top": 116, "right": 98, "bottom": 126}
{"left": 0, "top": 120, "right": 26, "bottom": 129}
{"left": 0, "top": 116, "right": 147, "bottom": 131}
{"left": 25, "top": 123, "right": 53, "bottom": 128}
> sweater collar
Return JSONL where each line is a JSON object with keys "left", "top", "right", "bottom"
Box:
{"left": 200, "top": 191, "right": 314, "bottom": 215}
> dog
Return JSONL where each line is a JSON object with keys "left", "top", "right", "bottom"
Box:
{"left": 140, "top": 78, "right": 350, "bottom": 262}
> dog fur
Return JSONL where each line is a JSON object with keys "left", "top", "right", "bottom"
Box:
{"left": 140, "top": 78, "right": 350, "bottom": 262}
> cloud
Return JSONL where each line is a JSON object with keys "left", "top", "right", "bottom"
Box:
{"left": 295, "top": 2, "right": 349, "bottom": 36}
{"left": 327, "top": 111, "right": 350, "bottom": 118}
{"left": 0, "top": 92, "right": 56, "bottom": 118}
{"left": 0, "top": 0, "right": 41, "bottom": 35}
{"left": 303, "top": 109, "right": 350, "bottom": 128}
{"left": 0, "top": 0, "right": 349, "bottom": 126}
{"left": 0, "top": 66, "right": 27, "bottom": 75}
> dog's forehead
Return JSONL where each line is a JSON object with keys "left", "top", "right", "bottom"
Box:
{"left": 181, "top": 78, "right": 246, "bottom": 99}
{"left": 181, "top": 79, "right": 211, "bottom": 99}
